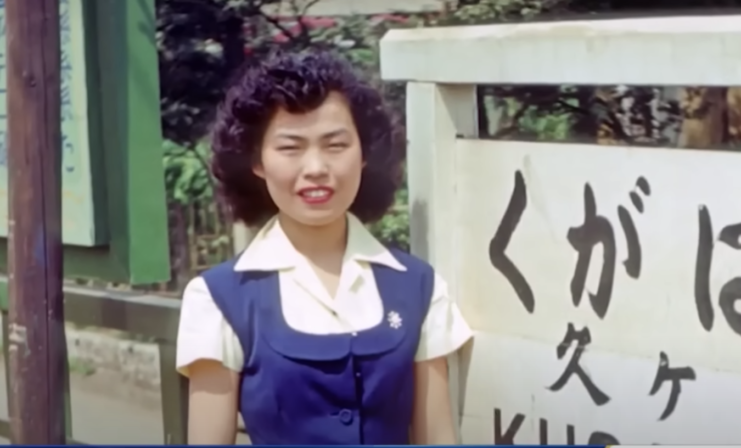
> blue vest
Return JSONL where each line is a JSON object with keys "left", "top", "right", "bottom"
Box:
{"left": 202, "top": 249, "right": 434, "bottom": 445}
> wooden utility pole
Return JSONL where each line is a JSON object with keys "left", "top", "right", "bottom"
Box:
{"left": 5, "top": 0, "right": 66, "bottom": 444}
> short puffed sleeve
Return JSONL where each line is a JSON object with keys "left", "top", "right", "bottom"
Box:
{"left": 414, "top": 274, "right": 473, "bottom": 362}
{"left": 176, "top": 277, "right": 245, "bottom": 376}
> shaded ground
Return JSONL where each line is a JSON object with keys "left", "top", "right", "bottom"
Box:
{"left": 0, "top": 360, "right": 250, "bottom": 445}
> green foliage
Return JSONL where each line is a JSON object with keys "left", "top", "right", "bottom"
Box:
{"left": 162, "top": 140, "right": 213, "bottom": 204}
{"left": 368, "top": 205, "right": 410, "bottom": 252}
{"left": 367, "top": 168, "right": 410, "bottom": 251}
{"left": 497, "top": 97, "right": 574, "bottom": 142}
{"left": 431, "top": 0, "right": 573, "bottom": 25}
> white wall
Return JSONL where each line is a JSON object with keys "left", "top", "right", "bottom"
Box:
{"left": 381, "top": 15, "right": 741, "bottom": 445}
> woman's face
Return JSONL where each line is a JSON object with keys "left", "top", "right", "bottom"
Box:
{"left": 254, "top": 91, "right": 363, "bottom": 227}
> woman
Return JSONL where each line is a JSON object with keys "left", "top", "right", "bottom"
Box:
{"left": 176, "top": 50, "right": 473, "bottom": 445}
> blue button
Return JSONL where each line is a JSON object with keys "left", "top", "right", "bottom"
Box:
{"left": 338, "top": 409, "right": 353, "bottom": 424}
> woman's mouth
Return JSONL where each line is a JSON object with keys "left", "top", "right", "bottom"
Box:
{"left": 298, "top": 187, "right": 334, "bottom": 205}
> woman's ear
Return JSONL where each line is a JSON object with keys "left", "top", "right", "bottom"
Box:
{"left": 253, "top": 164, "right": 265, "bottom": 179}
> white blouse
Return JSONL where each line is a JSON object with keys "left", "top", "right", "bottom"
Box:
{"left": 176, "top": 213, "right": 473, "bottom": 376}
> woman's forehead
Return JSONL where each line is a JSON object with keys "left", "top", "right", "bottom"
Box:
{"left": 266, "top": 93, "right": 355, "bottom": 136}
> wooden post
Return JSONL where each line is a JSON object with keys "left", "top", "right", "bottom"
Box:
{"left": 5, "top": 0, "right": 66, "bottom": 444}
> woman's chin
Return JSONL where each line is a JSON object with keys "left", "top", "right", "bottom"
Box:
{"left": 285, "top": 208, "right": 347, "bottom": 228}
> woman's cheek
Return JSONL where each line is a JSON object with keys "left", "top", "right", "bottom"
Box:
{"left": 265, "top": 175, "right": 297, "bottom": 205}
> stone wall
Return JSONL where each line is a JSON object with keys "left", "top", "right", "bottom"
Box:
{"left": 0, "top": 316, "right": 161, "bottom": 393}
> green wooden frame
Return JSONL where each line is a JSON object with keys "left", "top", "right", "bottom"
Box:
{"left": 0, "top": 0, "right": 170, "bottom": 284}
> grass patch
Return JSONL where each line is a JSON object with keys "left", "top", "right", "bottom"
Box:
{"left": 67, "top": 358, "right": 96, "bottom": 377}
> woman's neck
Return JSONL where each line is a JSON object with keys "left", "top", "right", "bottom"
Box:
{"left": 277, "top": 213, "right": 348, "bottom": 259}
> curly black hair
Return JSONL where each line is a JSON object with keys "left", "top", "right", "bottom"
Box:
{"left": 210, "top": 50, "right": 404, "bottom": 227}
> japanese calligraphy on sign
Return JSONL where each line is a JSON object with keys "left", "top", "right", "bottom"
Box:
{"left": 0, "top": 0, "right": 99, "bottom": 246}
{"left": 456, "top": 141, "right": 741, "bottom": 445}
{"left": 378, "top": 11, "right": 741, "bottom": 447}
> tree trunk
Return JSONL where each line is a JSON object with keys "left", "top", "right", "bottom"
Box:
{"left": 167, "top": 201, "right": 191, "bottom": 292}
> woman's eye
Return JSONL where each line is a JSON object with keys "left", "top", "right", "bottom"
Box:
{"left": 328, "top": 142, "right": 348, "bottom": 150}
{"left": 277, "top": 146, "right": 300, "bottom": 152}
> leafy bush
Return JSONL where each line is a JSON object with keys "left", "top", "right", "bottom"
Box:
{"left": 367, "top": 168, "right": 409, "bottom": 251}
{"left": 162, "top": 140, "right": 213, "bottom": 204}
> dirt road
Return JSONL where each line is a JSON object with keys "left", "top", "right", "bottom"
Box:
{"left": 0, "top": 362, "right": 250, "bottom": 445}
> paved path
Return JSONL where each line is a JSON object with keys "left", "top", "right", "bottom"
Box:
{"left": 0, "top": 362, "right": 250, "bottom": 445}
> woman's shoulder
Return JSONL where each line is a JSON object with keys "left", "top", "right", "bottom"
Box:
{"left": 201, "top": 257, "right": 242, "bottom": 281}
{"left": 386, "top": 248, "right": 434, "bottom": 274}
{"left": 384, "top": 249, "right": 452, "bottom": 301}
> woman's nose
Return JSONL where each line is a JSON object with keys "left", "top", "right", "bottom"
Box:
{"left": 302, "top": 149, "right": 329, "bottom": 177}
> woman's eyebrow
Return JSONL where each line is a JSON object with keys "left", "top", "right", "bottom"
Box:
{"left": 321, "top": 129, "right": 350, "bottom": 139}
{"left": 273, "top": 129, "right": 350, "bottom": 141}
{"left": 274, "top": 132, "right": 306, "bottom": 141}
